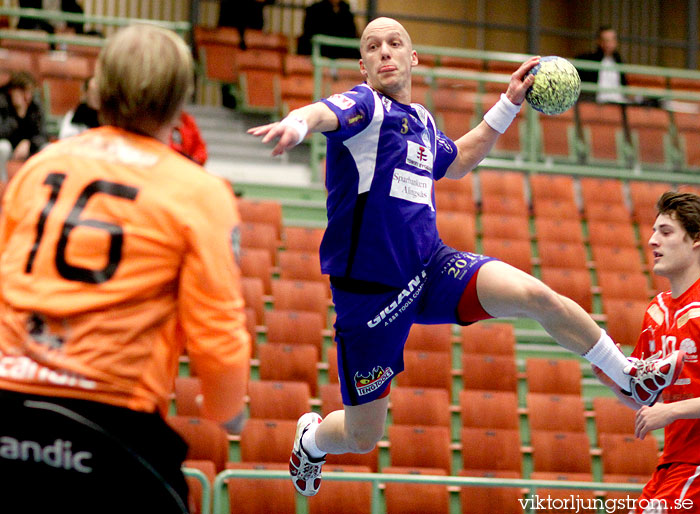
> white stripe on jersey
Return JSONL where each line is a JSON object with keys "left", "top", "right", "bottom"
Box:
{"left": 679, "top": 464, "right": 700, "bottom": 502}
{"left": 344, "top": 85, "right": 384, "bottom": 194}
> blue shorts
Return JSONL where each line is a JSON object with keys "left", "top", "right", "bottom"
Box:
{"left": 330, "top": 244, "right": 496, "bottom": 406}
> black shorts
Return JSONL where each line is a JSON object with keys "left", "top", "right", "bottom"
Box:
{"left": 0, "top": 389, "right": 189, "bottom": 514}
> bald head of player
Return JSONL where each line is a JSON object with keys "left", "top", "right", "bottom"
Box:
{"left": 359, "top": 17, "right": 418, "bottom": 104}
{"left": 96, "top": 24, "right": 194, "bottom": 142}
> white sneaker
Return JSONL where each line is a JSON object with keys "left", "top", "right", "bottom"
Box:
{"left": 289, "top": 412, "right": 326, "bottom": 496}
{"left": 624, "top": 350, "right": 686, "bottom": 406}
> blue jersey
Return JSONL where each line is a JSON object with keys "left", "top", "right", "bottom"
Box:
{"left": 319, "top": 84, "right": 458, "bottom": 288}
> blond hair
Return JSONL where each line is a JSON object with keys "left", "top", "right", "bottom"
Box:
{"left": 97, "top": 24, "right": 193, "bottom": 136}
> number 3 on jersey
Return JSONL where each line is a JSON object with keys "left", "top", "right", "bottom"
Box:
{"left": 25, "top": 172, "right": 139, "bottom": 284}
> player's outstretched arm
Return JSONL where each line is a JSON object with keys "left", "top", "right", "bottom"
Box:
{"left": 444, "top": 56, "right": 539, "bottom": 179}
{"left": 635, "top": 397, "right": 700, "bottom": 440}
{"left": 248, "top": 102, "right": 339, "bottom": 156}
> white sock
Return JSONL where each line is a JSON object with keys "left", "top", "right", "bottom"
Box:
{"left": 583, "top": 329, "right": 631, "bottom": 390}
{"left": 301, "top": 422, "right": 325, "bottom": 459}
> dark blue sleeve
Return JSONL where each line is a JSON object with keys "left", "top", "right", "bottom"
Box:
{"left": 433, "top": 130, "right": 458, "bottom": 181}
{"left": 320, "top": 85, "right": 373, "bottom": 140}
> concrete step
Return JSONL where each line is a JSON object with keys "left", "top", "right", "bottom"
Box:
{"left": 205, "top": 158, "right": 311, "bottom": 187}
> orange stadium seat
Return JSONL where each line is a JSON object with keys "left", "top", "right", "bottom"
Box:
{"left": 388, "top": 424, "right": 452, "bottom": 473}
{"left": 239, "top": 247, "right": 274, "bottom": 294}
{"left": 434, "top": 189, "right": 477, "bottom": 213}
{"left": 530, "top": 173, "right": 577, "bottom": 204}
{"left": 167, "top": 416, "right": 229, "bottom": 473}
{"left": 525, "top": 358, "right": 582, "bottom": 396}
{"left": 480, "top": 194, "right": 529, "bottom": 218}
{"left": 628, "top": 180, "right": 672, "bottom": 217}
{"left": 277, "top": 250, "right": 329, "bottom": 292}
{"left": 258, "top": 342, "right": 319, "bottom": 396}
{"left": 226, "top": 462, "right": 296, "bottom": 514}
{"left": 540, "top": 266, "right": 593, "bottom": 314}
{"left": 307, "top": 466, "right": 373, "bottom": 514}
{"left": 599, "top": 433, "right": 658, "bottom": 482}
{"left": 240, "top": 277, "right": 265, "bottom": 326}
{"left": 480, "top": 238, "right": 532, "bottom": 273}
{"left": 279, "top": 74, "right": 315, "bottom": 114}
{"left": 435, "top": 172, "right": 473, "bottom": 196}
{"left": 398, "top": 350, "right": 453, "bottom": 395}
{"left": 247, "top": 380, "right": 311, "bottom": 420}
{"left": 534, "top": 218, "right": 584, "bottom": 244}
{"left": 383, "top": 467, "right": 450, "bottom": 514}
{"left": 587, "top": 220, "right": 638, "bottom": 249}
{"left": 526, "top": 393, "right": 587, "bottom": 433}
{"left": 461, "top": 353, "right": 518, "bottom": 393}
{"left": 432, "top": 88, "right": 478, "bottom": 139}
{"left": 480, "top": 213, "right": 530, "bottom": 241}
{"left": 460, "top": 427, "right": 522, "bottom": 474}
{"left": 479, "top": 170, "right": 527, "bottom": 201}
{"left": 264, "top": 309, "right": 325, "bottom": 354}
{"left": 436, "top": 210, "right": 476, "bottom": 252}
{"left": 194, "top": 26, "right": 241, "bottom": 83}
{"left": 676, "top": 112, "right": 700, "bottom": 168}
{"left": 602, "top": 298, "right": 648, "bottom": 347}
{"left": 539, "top": 108, "right": 576, "bottom": 159}
{"left": 283, "top": 226, "right": 324, "bottom": 252}
{"left": 325, "top": 446, "right": 379, "bottom": 473}
{"left": 577, "top": 102, "right": 625, "bottom": 162}
{"left": 271, "top": 279, "right": 330, "bottom": 322}
{"left": 592, "top": 397, "right": 637, "bottom": 438}
{"left": 319, "top": 383, "right": 343, "bottom": 417}
{"left": 391, "top": 386, "right": 451, "bottom": 427}
{"left": 237, "top": 49, "right": 284, "bottom": 112}
{"left": 240, "top": 223, "right": 279, "bottom": 262}
{"left": 459, "top": 390, "right": 519, "bottom": 429}
{"left": 239, "top": 418, "right": 297, "bottom": 463}
{"left": 583, "top": 201, "right": 632, "bottom": 223}
{"left": 626, "top": 105, "right": 671, "bottom": 165}
{"left": 529, "top": 430, "right": 592, "bottom": 476}
{"left": 38, "top": 52, "right": 93, "bottom": 116}
{"left": 459, "top": 469, "right": 524, "bottom": 514}
{"left": 460, "top": 322, "right": 516, "bottom": 356}
{"left": 404, "top": 323, "right": 453, "bottom": 353}
{"left": 0, "top": 48, "right": 36, "bottom": 74}
{"left": 579, "top": 177, "right": 626, "bottom": 206}
{"left": 532, "top": 198, "right": 581, "bottom": 220}
{"left": 537, "top": 241, "right": 588, "bottom": 271}
{"left": 597, "top": 270, "right": 651, "bottom": 303}
{"left": 591, "top": 246, "right": 644, "bottom": 274}
{"left": 237, "top": 198, "right": 283, "bottom": 239}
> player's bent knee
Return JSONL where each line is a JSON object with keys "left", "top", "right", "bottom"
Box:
{"left": 521, "top": 279, "right": 566, "bottom": 317}
{"left": 345, "top": 427, "right": 382, "bottom": 454}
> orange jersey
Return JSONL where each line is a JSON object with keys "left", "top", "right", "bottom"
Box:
{"left": 0, "top": 126, "right": 250, "bottom": 422}
{"left": 632, "top": 277, "right": 700, "bottom": 466}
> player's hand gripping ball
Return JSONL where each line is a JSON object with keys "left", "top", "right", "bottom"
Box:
{"left": 525, "top": 56, "right": 581, "bottom": 115}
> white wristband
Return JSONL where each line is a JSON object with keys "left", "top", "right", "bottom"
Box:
{"left": 278, "top": 115, "right": 308, "bottom": 145}
{"left": 483, "top": 93, "right": 521, "bottom": 134}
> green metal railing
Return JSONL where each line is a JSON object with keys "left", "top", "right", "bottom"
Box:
{"left": 214, "top": 469, "right": 645, "bottom": 514}
{"left": 183, "top": 466, "right": 211, "bottom": 514}
{"left": 0, "top": 7, "right": 190, "bottom": 35}
{"left": 309, "top": 34, "right": 700, "bottom": 185}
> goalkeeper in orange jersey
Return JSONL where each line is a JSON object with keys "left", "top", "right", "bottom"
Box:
{"left": 0, "top": 24, "right": 250, "bottom": 513}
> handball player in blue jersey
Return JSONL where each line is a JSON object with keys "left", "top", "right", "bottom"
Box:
{"left": 249, "top": 17, "right": 685, "bottom": 497}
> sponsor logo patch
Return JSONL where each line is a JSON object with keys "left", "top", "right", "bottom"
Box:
{"left": 354, "top": 366, "right": 394, "bottom": 396}
{"left": 406, "top": 141, "right": 433, "bottom": 172}
{"left": 390, "top": 168, "right": 433, "bottom": 209}
{"left": 328, "top": 94, "right": 355, "bottom": 110}
{"left": 367, "top": 271, "right": 427, "bottom": 328}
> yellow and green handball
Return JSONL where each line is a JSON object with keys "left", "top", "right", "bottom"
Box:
{"left": 525, "top": 56, "right": 581, "bottom": 115}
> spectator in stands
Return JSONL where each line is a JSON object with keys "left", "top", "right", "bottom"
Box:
{"left": 297, "top": 0, "right": 359, "bottom": 59}
{"left": 169, "top": 111, "right": 208, "bottom": 166}
{"left": 576, "top": 26, "right": 629, "bottom": 103}
{"left": 58, "top": 76, "right": 99, "bottom": 139}
{"left": 250, "top": 17, "right": 684, "bottom": 498}
{"left": 593, "top": 191, "right": 700, "bottom": 513}
{"left": 0, "top": 24, "right": 250, "bottom": 513}
{"left": 218, "top": 0, "right": 274, "bottom": 49}
{"left": 0, "top": 71, "right": 48, "bottom": 180}
{"left": 18, "top": 0, "right": 87, "bottom": 35}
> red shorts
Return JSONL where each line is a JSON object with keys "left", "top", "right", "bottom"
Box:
{"left": 636, "top": 463, "right": 700, "bottom": 513}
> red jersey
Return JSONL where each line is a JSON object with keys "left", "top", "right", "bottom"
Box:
{"left": 0, "top": 126, "right": 250, "bottom": 422}
{"left": 632, "top": 277, "right": 700, "bottom": 466}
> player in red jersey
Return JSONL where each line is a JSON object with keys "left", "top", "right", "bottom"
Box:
{"left": 0, "top": 25, "right": 250, "bottom": 513}
{"left": 595, "top": 191, "right": 700, "bottom": 513}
